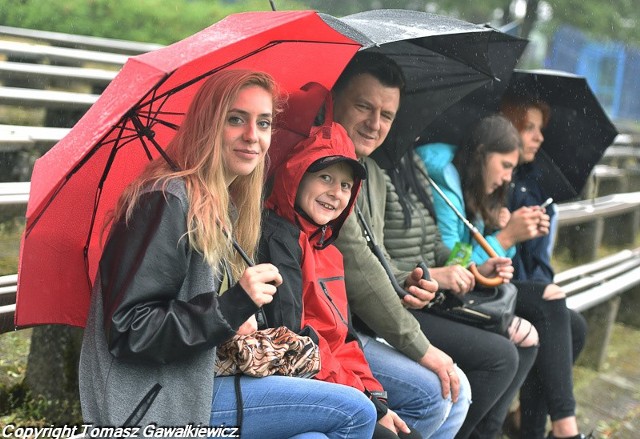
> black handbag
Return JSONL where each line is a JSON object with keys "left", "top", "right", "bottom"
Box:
{"left": 425, "top": 283, "right": 517, "bottom": 336}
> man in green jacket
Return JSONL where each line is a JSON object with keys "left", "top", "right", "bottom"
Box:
{"left": 332, "top": 52, "right": 470, "bottom": 438}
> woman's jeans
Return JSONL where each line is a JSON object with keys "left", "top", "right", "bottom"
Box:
{"left": 211, "top": 375, "right": 376, "bottom": 439}
{"left": 358, "top": 334, "right": 471, "bottom": 439}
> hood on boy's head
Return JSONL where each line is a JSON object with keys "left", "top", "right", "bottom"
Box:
{"left": 266, "top": 122, "right": 366, "bottom": 247}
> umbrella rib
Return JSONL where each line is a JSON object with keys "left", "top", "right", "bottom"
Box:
{"left": 83, "top": 143, "right": 119, "bottom": 255}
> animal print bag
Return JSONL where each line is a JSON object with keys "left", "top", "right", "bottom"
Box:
{"left": 215, "top": 326, "right": 321, "bottom": 378}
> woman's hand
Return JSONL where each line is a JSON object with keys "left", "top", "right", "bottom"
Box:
{"left": 498, "top": 206, "right": 550, "bottom": 247}
{"left": 237, "top": 314, "right": 258, "bottom": 335}
{"left": 238, "top": 263, "right": 283, "bottom": 307}
{"left": 532, "top": 205, "right": 551, "bottom": 235}
{"left": 429, "top": 265, "right": 475, "bottom": 294}
{"left": 403, "top": 266, "right": 438, "bottom": 309}
{"left": 378, "top": 409, "right": 411, "bottom": 435}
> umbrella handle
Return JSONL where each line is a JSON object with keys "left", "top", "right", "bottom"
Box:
{"left": 469, "top": 263, "right": 504, "bottom": 287}
{"left": 420, "top": 170, "right": 506, "bottom": 287}
{"left": 469, "top": 229, "right": 504, "bottom": 287}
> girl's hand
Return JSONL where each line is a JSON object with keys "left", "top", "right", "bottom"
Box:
{"left": 478, "top": 257, "right": 513, "bottom": 282}
{"left": 238, "top": 263, "right": 283, "bottom": 307}
{"left": 497, "top": 207, "right": 511, "bottom": 229}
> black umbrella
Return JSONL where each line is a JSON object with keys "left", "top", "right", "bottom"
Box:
{"left": 419, "top": 69, "right": 619, "bottom": 202}
{"left": 322, "top": 9, "right": 528, "bottom": 169}
{"left": 506, "top": 69, "right": 619, "bottom": 202}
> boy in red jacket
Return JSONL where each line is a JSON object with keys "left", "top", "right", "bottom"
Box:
{"left": 260, "top": 119, "right": 420, "bottom": 439}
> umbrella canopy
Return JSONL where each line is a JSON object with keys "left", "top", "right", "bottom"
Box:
{"left": 419, "top": 69, "right": 619, "bottom": 202}
{"left": 322, "top": 9, "right": 528, "bottom": 169}
{"left": 16, "top": 10, "right": 361, "bottom": 329}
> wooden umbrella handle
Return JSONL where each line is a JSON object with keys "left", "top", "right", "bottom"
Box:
{"left": 469, "top": 230, "right": 504, "bottom": 287}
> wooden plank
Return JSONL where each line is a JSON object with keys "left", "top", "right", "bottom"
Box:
{"left": 566, "top": 265, "right": 640, "bottom": 312}
{"left": 0, "top": 40, "right": 128, "bottom": 66}
{"left": 0, "top": 303, "right": 16, "bottom": 334}
{"left": 557, "top": 191, "right": 640, "bottom": 226}
{"left": 0, "top": 24, "right": 163, "bottom": 55}
{"left": 0, "top": 86, "right": 99, "bottom": 109}
{"left": 0, "top": 60, "right": 117, "bottom": 86}
{"left": 0, "top": 124, "right": 69, "bottom": 144}
{"left": 0, "top": 182, "right": 30, "bottom": 205}
{"left": 561, "top": 258, "right": 640, "bottom": 295}
{"left": 603, "top": 145, "right": 640, "bottom": 160}
{"left": 0, "top": 274, "right": 18, "bottom": 287}
{"left": 554, "top": 249, "right": 636, "bottom": 284}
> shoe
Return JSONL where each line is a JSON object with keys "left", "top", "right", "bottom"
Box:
{"left": 546, "top": 432, "right": 594, "bottom": 439}
{"left": 502, "top": 406, "right": 521, "bottom": 439}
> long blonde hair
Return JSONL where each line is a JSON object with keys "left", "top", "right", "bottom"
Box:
{"left": 113, "top": 69, "right": 283, "bottom": 279}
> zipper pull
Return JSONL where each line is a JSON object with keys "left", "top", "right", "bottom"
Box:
{"left": 318, "top": 225, "right": 327, "bottom": 246}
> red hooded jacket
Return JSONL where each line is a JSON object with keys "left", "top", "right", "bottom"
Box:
{"left": 260, "top": 122, "right": 384, "bottom": 396}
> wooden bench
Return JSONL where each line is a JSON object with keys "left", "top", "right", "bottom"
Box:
{"left": 555, "top": 247, "right": 640, "bottom": 370}
{"left": 554, "top": 191, "right": 640, "bottom": 262}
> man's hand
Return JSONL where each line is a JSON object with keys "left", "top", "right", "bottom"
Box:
{"left": 418, "top": 344, "right": 460, "bottom": 402}
{"left": 403, "top": 266, "right": 438, "bottom": 309}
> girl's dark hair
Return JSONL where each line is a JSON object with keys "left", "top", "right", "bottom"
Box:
{"left": 454, "top": 114, "right": 521, "bottom": 228}
{"left": 389, "top": 152, "right": 437, "bottom": 228}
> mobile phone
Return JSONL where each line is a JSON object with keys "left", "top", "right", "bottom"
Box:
{"left": 540, "top": 198, "right": 553, "bottom": 209}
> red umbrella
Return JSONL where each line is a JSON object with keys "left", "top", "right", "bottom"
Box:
{"left": 16, "top": 10, "right": 361, "bottom": 329}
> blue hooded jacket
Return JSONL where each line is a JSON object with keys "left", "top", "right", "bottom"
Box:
{"left": 415, "top": 142, "right": 516, "bottom": 265}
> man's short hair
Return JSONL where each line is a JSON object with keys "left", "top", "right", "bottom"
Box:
{"left": 333, "top": 51, "right": 405, "bottom": 96}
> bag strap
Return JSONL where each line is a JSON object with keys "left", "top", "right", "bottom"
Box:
{"left": 354, "top": 204, "right": 408, "bottom": 299}
{"left": 234, "top": 374, "right": 244, "bottom": 431}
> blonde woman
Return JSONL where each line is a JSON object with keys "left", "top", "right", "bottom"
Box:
{"left": 79, "top": 70, "right": 377, "bottom": 439}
